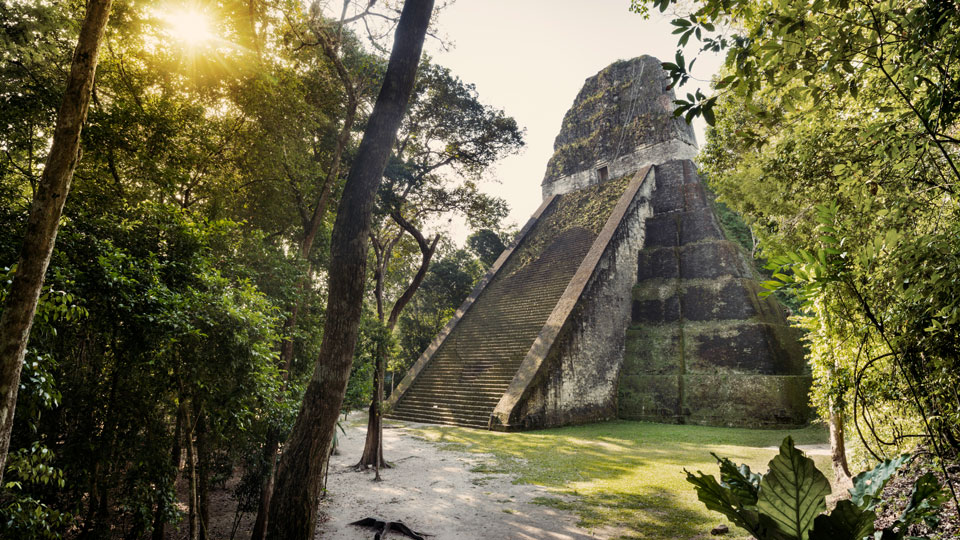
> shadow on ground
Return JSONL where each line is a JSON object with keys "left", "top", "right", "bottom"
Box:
{"left": 407, "top": 419, "right": 831, "bottom": 540}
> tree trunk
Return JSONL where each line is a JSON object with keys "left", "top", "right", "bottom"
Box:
{"left": 0, "top": 0, "right": 112, "bottom": 483}
{"left": 829, "top": 404, "right": 852, "bottom": 482}
{"left": 152, "top": 403, "right": 183, "bottom": 540}
{"left": 196, "top": 412, "right": 211, "bottom": 540}
{"left": 356, "top": 341, "right": 387, "bottom": 477}
{"left": 250, "top": 428, "right": 279, "bottom": 540}
{"left": 185, "top": 403, "right": 199, "bottom": 540}
{"left": 264, "top": 1, "right": 434, "bottom": 538}
{"left": 357, "top": 215, "right": 438, "bottom": 471}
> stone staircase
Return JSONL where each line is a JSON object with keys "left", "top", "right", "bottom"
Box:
{"left": 387, "top": 213, "right": 602, "bottom": 428}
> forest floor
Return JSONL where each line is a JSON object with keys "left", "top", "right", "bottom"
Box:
{"left": 313, "top": 412, "right": 597, "bottom": 539}
{"left": 178, "top": 415, "right": 832, "bottom": 540}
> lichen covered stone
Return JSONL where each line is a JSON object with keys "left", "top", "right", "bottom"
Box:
{"left": 542, "top": 56, "right": 696, "bottom": 193}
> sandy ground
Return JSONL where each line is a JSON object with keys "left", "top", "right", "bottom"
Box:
{"left": 314, "top": 417, "right": 601, "bottom": 540}
{"left": 168, "top": 420, "right": 833, "bottom": 540}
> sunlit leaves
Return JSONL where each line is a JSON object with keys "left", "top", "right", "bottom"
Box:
{"left": 647, "top": 0, "right": 960, "bottom": 467}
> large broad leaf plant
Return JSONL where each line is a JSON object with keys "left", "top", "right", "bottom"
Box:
{"left": 687, "top": 437, "right": 947, "bottom": 540}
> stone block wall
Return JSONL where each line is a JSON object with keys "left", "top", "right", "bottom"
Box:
{"left": 491, "top": 168, "right": 656, "bottom": 430}
{"left": 617, "top": 160, "right": 811, "bottom": 427}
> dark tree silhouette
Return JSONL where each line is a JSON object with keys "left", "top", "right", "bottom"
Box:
{"left": 264, "top": 1, "right": 435, "bottom": 538}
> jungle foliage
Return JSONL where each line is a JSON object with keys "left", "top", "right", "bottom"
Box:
{"left": 0, "top": 0, "right": 513, "bottom": 537}
{"left": 688, "top": 437, "right": 948, "bottom": 540}
{"left": 631, "top": 0, "right": 960, "bottom": 477}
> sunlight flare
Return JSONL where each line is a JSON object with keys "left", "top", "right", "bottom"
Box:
{"left": 162, "top": 7, "right": 216, "bottom": 49}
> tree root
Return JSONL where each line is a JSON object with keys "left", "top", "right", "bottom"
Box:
{"left": 349, "top": 517, "right": 427, "bottom": 539}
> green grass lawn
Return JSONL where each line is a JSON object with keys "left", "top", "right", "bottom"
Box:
{"left": 405, "top": 420, "right": 833, "bottom": 540}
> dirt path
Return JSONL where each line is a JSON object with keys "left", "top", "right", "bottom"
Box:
{"left": 314, "top": 417, "right": 600, "bottom": 540}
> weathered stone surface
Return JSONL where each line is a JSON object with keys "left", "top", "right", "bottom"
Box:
{"left": 632, "top": 292, "right": 682, "bottom": 323}
{"left": 643, "top": 215, "right": 680, "bottom": 247}
{"left": 680, "top": 279, "right": 760, "bottom": 321}
{"left": 617, "top": 374, "right": 682, "bottom": 422}
{"left": 637, "top": 247, "right": 679, "bottom": 280}
{"left": 621, "top": 158, "right": 809, "bottom": 427}
{"left": 491, "top": 168, "right": 656, "bottom": 431}
{"left": 679, "top": 241, "right": 753, "bottom": 279}
{"left": 622, "top": 325, "right": 683, "bottom": 375}
{"left": 651, "top": 181, "right": 687, "bottom": 214}
{"left": 683, "top": 374, "right": 812, "bottom": 427}
{"left": 683, "top": 183, "right": 710, "bottom": 209}
{"left": 655, "top": 160, "right": 689, "bottom": 190}
{"left": 542, "top": 57, "right": 697, "bottom": 198}
{"left": 684, "top": 322, "right": 804, "bottom": 374}
{"left": 387, "top": 177, "right": 633, "bottom": 428}
{"left": 679, "top": 210, "right": 725, "bottom": 245}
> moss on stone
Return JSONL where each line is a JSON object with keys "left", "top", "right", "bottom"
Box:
{"left": 503, "top": 175, "right": 631, "bottom": 276}
{"left": 682, "top": 374, "right": 812, "bottom": 427}
{"left": 623, "top": 325, "right": 682, "bottom": 375}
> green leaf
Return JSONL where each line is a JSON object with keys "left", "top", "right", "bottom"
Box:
{"left": 703, "top": 102, "right": 716, "bottom": 126}
{"left": 756, "top": 437, "right": 831, "bottom": 540}
{"left": 898, "top": 472, "right": 947, "bottom": 527}
{"left": 762, "top": 280, "right": 785, "bottom": 290}
{"left": 848, "top": 455, "right": 911, "bottom": 510}
{"left": 686, "top": 470, "right": 765, "bottom": 536}
{"left": 809, "top": 500, "right": 876, "bottom": 540}
{"left": 714, "top": 453, "right": 762, "bottom": 505}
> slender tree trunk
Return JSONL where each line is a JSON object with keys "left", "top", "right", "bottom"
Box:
{"left": 185, "top": 403, "right": 199, "bottom": 540}
{"left": 250, "top": 428, "right": 280, "bottom": 540}
{"left": 357, "top": 217, "right": 438, "bottom": 471}
{"left": 80, "top": 350, "right": 121, "bottom": 539}
{"left": 357, "top": 340, "right": 387, "bottom": 477}
{"left": 152, "top": 403, "right": 183, "bottom": 540}
{"left": 196, "top": 412, "right": 211, "bottom": 540}
{"left": 829, "top": 404, "right": 852, "bottom": 482}
{"left": 0, "top": 0, "right": 112, "bottom": 483}
{"left": 264, "top": 2, "right": 434, "bottom": 537}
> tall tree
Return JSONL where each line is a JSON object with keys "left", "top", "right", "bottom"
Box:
{"left": 246, "top": 10, "right": 381, "bottom": 538}
{"left": 265, "top": 0, "right": 435, "bottom": 537}
{"left": 0, "top": 0, "right": 112, "bottom": 484}
{"left": 355, "top": 63, "right": 521, "bottom": 473}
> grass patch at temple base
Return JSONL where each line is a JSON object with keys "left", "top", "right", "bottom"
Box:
{"left": 405, "top": 420, "right": 832, "bottom": 540}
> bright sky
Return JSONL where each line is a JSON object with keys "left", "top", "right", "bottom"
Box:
{"left": 423, "top": 0, "right": 723, "bottom": 241}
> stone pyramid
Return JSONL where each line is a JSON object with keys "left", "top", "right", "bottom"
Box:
{"left": 387, "top": 56, "right": 810, "bottom": 430}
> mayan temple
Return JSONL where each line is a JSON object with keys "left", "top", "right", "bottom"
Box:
{"left": 386, "top": 56, "right": 811, "bottom": 430}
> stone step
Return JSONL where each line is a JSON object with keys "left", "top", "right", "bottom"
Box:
{"left": 400, "top": 394, "right": 501, "bottom": 409}
{"left": 423, "top": 364, "right": 522, "bottom": 374}
{"left": 386, "top": 411, "right": 489, "bottom": 429}
{"left": 427, "top": 357, "right": 524, "bottom": 366}
{"left": 416, "top": 372, "right": 517, "bottom": 384}
{"left": 394, "top": 401, "right": 494, "bottom": 417}
{"left": 409, "top": 384, "right": 509, "bottom": 396}
{"left": 389, "top": 404, "right": 491, "bottom": 422}
{"left": 410, "top": 379, "right": 507, "bottom": 391}
{"left": 390, "top": 197, "right": 602, "bottom": 430}
{"left": 412, "top": 375, "right": 513, "bottom": 386}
